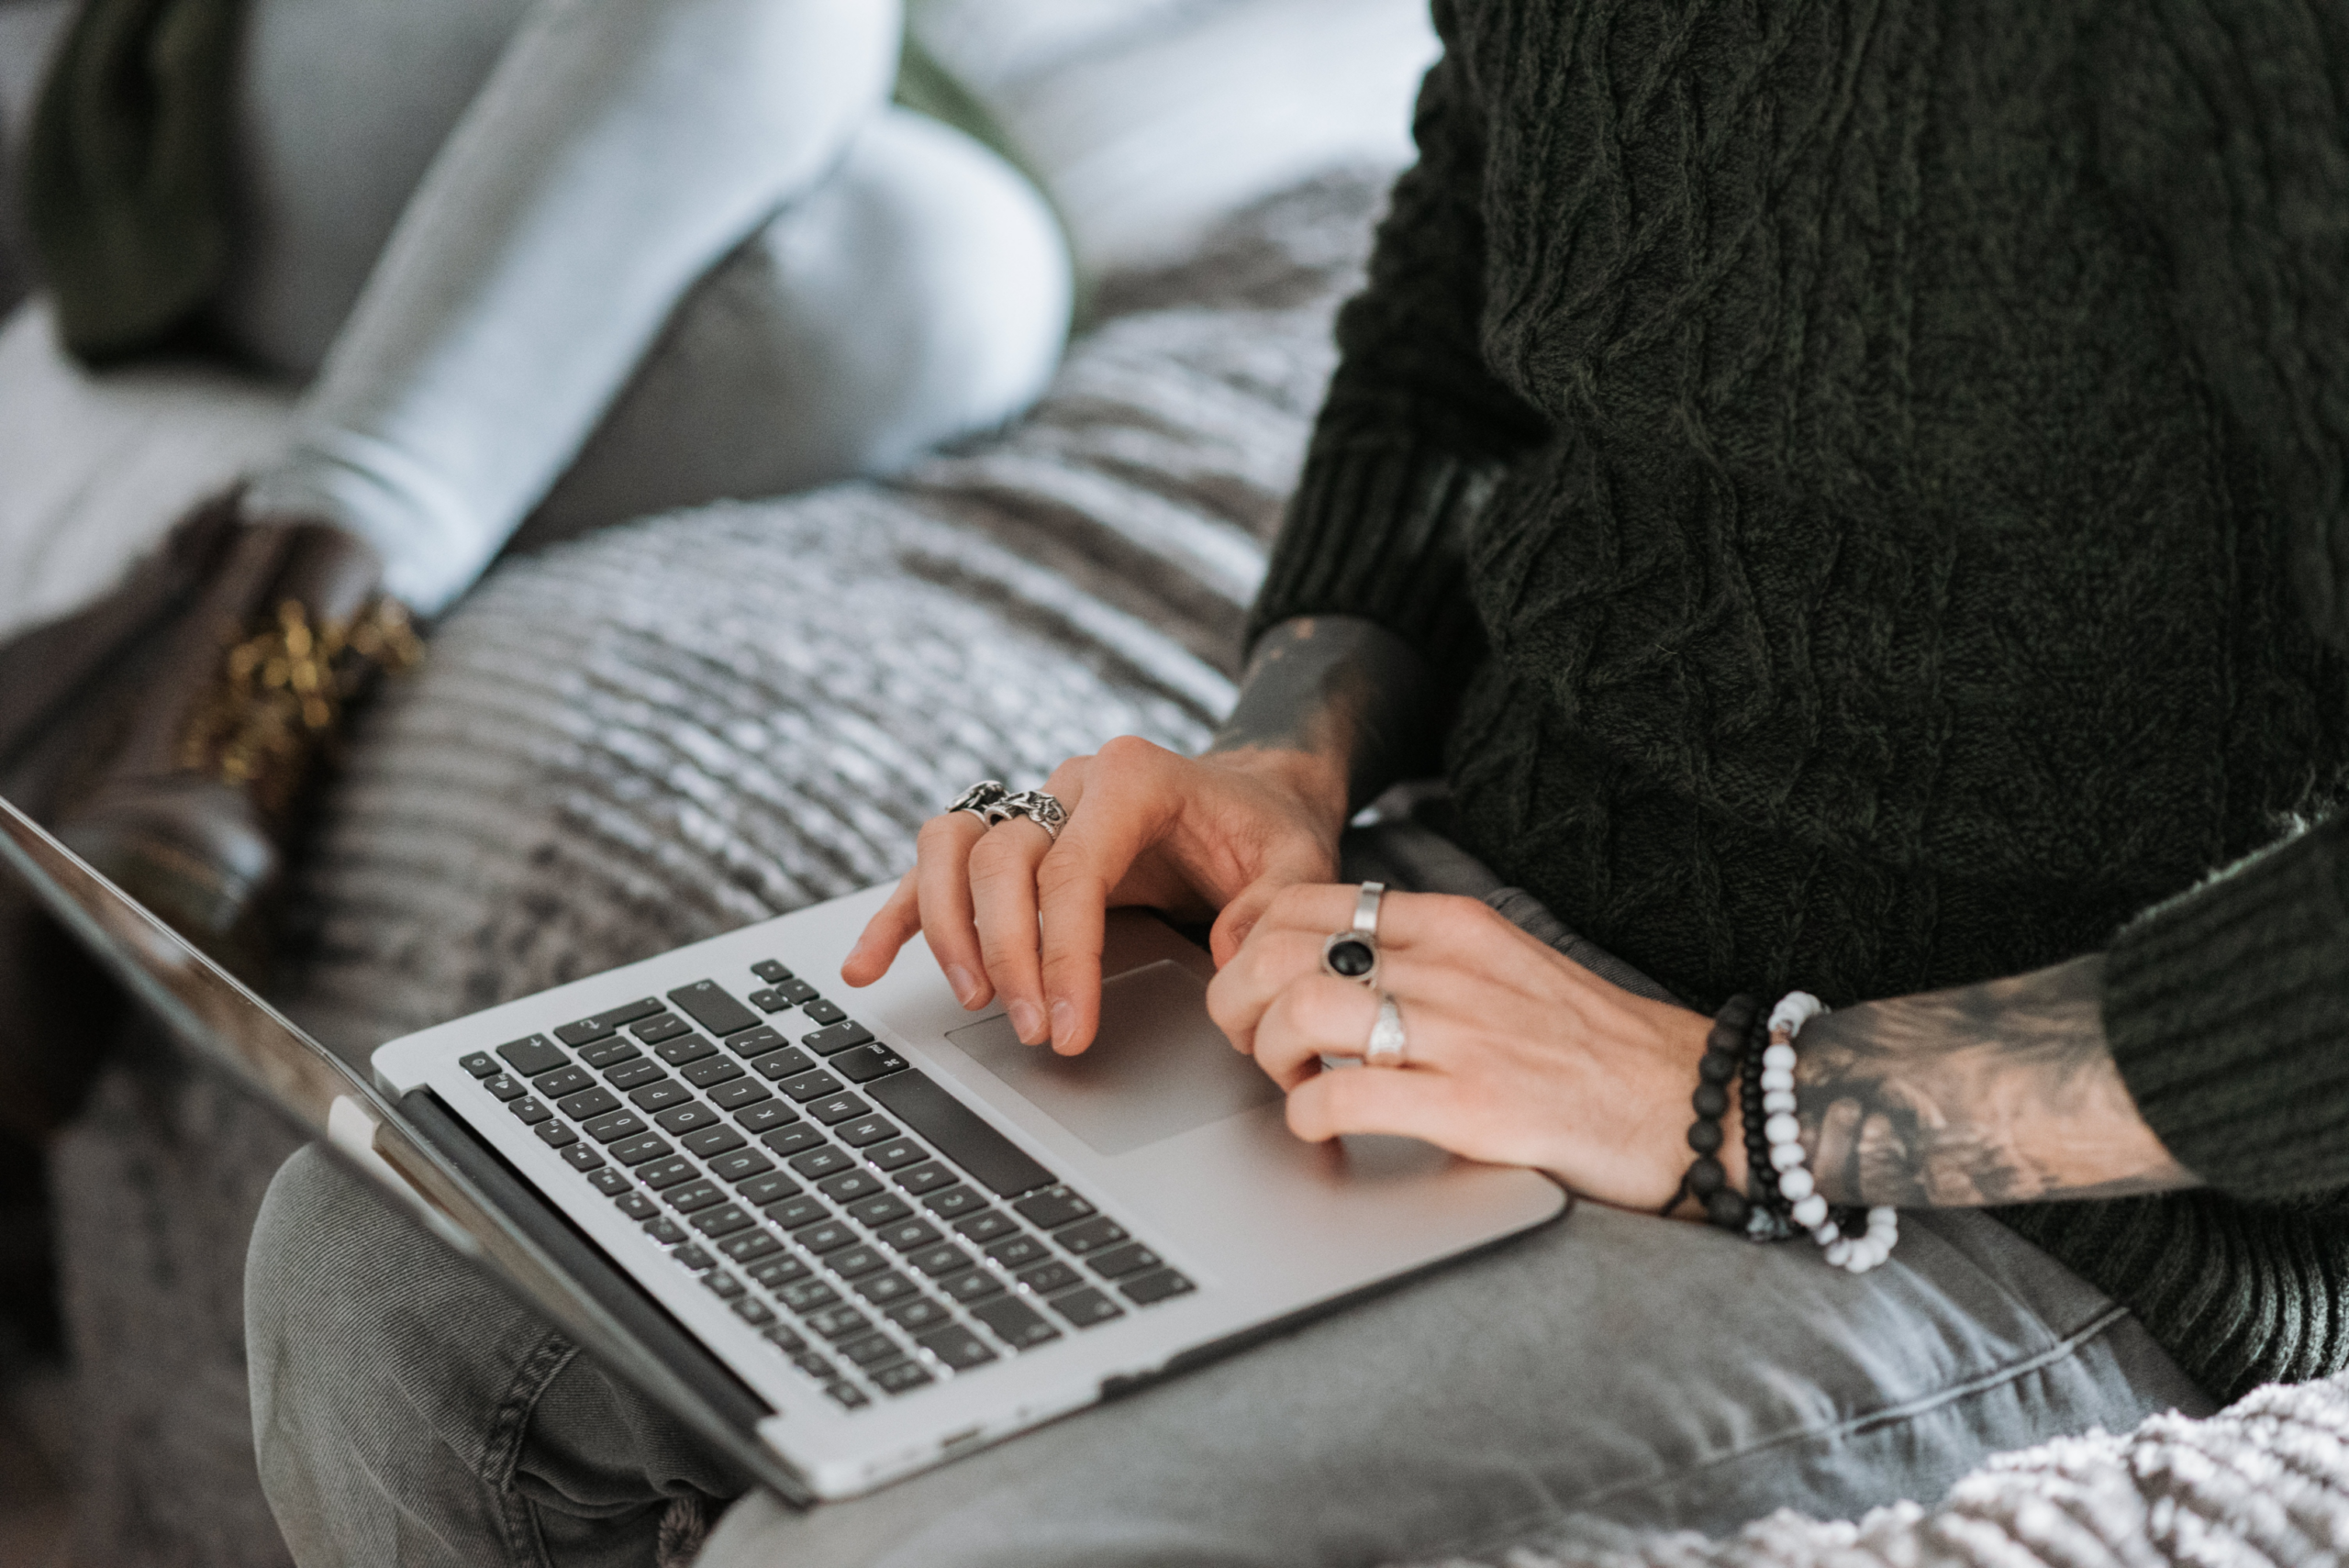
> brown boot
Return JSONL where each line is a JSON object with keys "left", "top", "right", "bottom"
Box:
{"left": 50, "top": 514, "right": 422, "bottom": 981}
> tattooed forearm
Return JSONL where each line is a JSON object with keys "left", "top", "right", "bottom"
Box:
{"left": 1792, "top": 954, "right": 2198, "bottom": 1208}
{"left": 1209, "top": 616, "right": 1446, "bottom": 811}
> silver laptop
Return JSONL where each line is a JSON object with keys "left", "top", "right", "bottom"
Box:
{"left": 0, "top": 794, "right": 1566, "bottom": 1503}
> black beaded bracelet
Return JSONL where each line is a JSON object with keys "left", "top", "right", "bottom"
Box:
{"left": 1662, "top": 993, "right": 1758, "bottom": 1227}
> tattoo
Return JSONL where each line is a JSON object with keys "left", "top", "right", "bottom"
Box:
{"left": 1793, "top": 954, "right": 2198, "bottom": 1208}
{"left": 1209, "top": 617, "right": 1446, "bottom": 811}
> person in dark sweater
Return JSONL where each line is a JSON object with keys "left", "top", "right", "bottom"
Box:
{"left": 248, "top": 3, "right": 2349, "bottom": 1562}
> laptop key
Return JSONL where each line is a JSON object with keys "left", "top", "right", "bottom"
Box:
{"left": 873, "top": 1362, "right": 934, "bottom": 1396}
{"left": 556, "top": 1087, "right": 621, "bottom": 1122}
{"left": 483, "top": 1073, "right": 528, "bottom": 1102}
{"left": 535, "top": 1121, "right": 579, "bottom": 1149}
{"left": 874, "top": 1218, "right": 941, "bottom": 1252}
{"left": 1049, "top": 1287, "right": 1124, "bottom": 1328}
{"left": 616, "top": 1193, "right": 657, "bottom": 1220}
{"left": 847, "top": 1194, "right": 913, "bottom": 1228}
{"left": 653, "top": 1104, "right": 719, "bottom": 1136}
{"left": 835, "top": 1116, "right": 897, "bottom": 1148}
{"left": 830, "top": 1044, "right": 910, "bottom": 1084}
{"left": 822, "top": 1380, "right": 871, "bottom": 1411}
{"left": 670, "top": 981, "right": 763, "bottom": 1039}
{"left": 631, "top": 1013, "right": 690, "bottom": 1044}
{"left": 941, "top": 1270, "right": 1006, "bottom": 1305}
{"left": 952, "top": 1211, "right": 1016, "bottom": 1244}
{"left": 555, "top": 997, "right": 662, "bottom": 1046}
{"left": 1015, "top": 1262, "right": 1080, "bottom": 1296}
{"left": 853, "top": 1270, "right": 918, "bottom": 1306}
{"left": 608, "top": 1134, "right": 672, "bottom": 1166}
{"left": 762, "top": 1321, "right": 808, "bottom": 1353}
{"left": 751, "top": 960, "right": 795, "bottom": 984}
{"left": 1119, "top": 1269, "right": 1196, "bottom": 1306}
{"left": 579, "top": 1039, "right": 642, "bottom": 1070}
{"left": 681, "top": 1055, "right": 743, "bottom": 1087}
{"left": 664, "top": 1180, "right": 726, "bottom": 1213}
{"left": 691, "top": 1204, "right": 757, "bottom": 1240}
{"left": 922, "top": 1186, "right": 987, "bottom": 1220}
{"left": 863, "top": 1139, "right": 925, "bottom": 1172}
{"left": 788, "top": 1148, "right": 853, "bottom": 1181}
{"left": 509, "top": 1097, "right": 553, "bottom": 1125}
{"left": 801, "top": 1020, "right": 873, "bottom": 1055}
{"left": 736, "top": 1103, "right": 797, "bottom": 1136}
{"left": 584, "top": 1165, "right": 629, "bottom": 1193}
{"left": 762, "top": 1196, "right": 829, "bottom": 1230}
{"left": 777, "top": 1070, "right": 844, "bottom": 1104}
{"left": 670, "top": 1243, "right": 714, "bottom": 1271}
{"left": 749, "top": 1254, "right": 811, "bottom": 1288}
{"left": 603, "top": 1058, "right": 664, "bottom": 1090}
{"left": 747, "top": 989, "right": 791, "bottom": 1014}
{"left": 753, "top": 1049, "right": 818, "bottom": 1083}
{"left": 807, "top": 1093, "right": 869, "bottom": 1125}
{"left": 985, "top": 1235, "right": 1049, "bottom": 1272}
{"left": 658, "top": 1036, "right": 720, "bottom": 1070}
{"left": 817, "top": 1171, "right": 884, "bottom": 1204}
{"left": 582, "top": 1109, "right": 649, "bottom": 1143}
{"left": 868, "top": 1072, "right": 1054, "bottom": 1198}
{"left": 629, "top": 1081, "right": 692, "bottom": 1113}
{"left": 498, "top": 1035, "right": 568, "bottom": 1075}
{"left": 636, "top": 1158, "right": 696, "bottom": 1190}
{"left": 916, "top": 1327, "right": 997, "bottom": 1372}
{"left": 839, "top": 1331, "right": 901, "bottom": 1368}
{"left": 708, "top": 1150, "right": 774, "bottom": 1184}
{"left": 806, "top": 1305, "right": 872, "bottom": 1340}
{"left": 771, "top": 978, "right": 818, "bottom": 1007}
{"left": 796, "top": 1221, "right": 856, "bottom": 1254}
{"left": 1055, "top": 1217, "right": 1130, "bottom": 1255}
{"left": 681, "top": 1125, "right": 746, "bottom": 1158}
{"left": 794, "top": 1352, "right": 836, "bottom": 1380}
{"left": 827, "top": 1245, "right": 887, "bottom": 1279}
{"left": 800, "top": 999, "right": 847, "bottom": 1027}
{"left": 718, "top": 1229, "right": 784, "bottom": 1264}
{"left": 532, "top": 1066, "right": 595, "bottom": 1099}
{"left": 970, "top": 1297, "right": 1060, "bottom": 1351}
{"left": 701, "top": 1271, "right": 747, "bottom": 1301}
{"left": 736, "top": 1173, "right": 802, "bottom": 1207}
{"left": 1087, "top": 1242, "right": 1164, "bottom": 1280}
{"left": 731, "top": 1296, "right": 777, "bottom": 1328}
{"left": 892, "top": 1162, "right": 957, "bottom": 1195}
{"left": 562, "top": 1143, "right": 607, "bottom": 1172}
{"left": 707, "top": 1078, "right": 771, "bottom": 1112}
{"left": 459, "top": 1051, "right": 498, "bottom": 1077}
{"left": 640, "top": 1216, "right": 683, "bottom": 1244}
{"left": 908, "top": 1244, "right": 975, "bottom": 1279}
{"left": 778, "top": 1279, "right": 841, "bottom": 1314}
{"left": 724, "top": 1025, "right": 789, "bottom": 1059}
{"left": 884, "top": 1297, "right": 953, "bottom": 1332}
{"left": 1012, "top": 1187, "right": 1097, "bottom": 1231}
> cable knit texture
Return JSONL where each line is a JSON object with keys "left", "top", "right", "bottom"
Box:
{"left": 1253, "top": 0, "right": 2349, "bottom": 1400}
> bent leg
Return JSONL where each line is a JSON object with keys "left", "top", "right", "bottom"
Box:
{"left": 527, "top": 107, "right": 1072, "bottom": 539}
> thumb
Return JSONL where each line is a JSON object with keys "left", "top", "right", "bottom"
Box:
{"left": 1209, "top": 867, "right": 1314, "bottom": 967}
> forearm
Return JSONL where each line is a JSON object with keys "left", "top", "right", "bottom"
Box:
{"left": 1209, "top": 616, "right": 1448, "bottom": 818}
{"left": 1787, "top": 955, "right": 2198, "bottom": 1207}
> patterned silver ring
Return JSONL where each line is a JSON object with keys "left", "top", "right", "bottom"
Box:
{"left": 1364, "top": 992, "right": 1408, "bottom": 1068}
{"left": 985, "top": 788, "right": 1070, "bottom": 842}
{"left": 948, "top": 780, "right": 1009, "bottom": 823}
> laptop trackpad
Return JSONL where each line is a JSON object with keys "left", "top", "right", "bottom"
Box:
{"left": 944, "top": 960, "right": 1282, "bottom": 1158}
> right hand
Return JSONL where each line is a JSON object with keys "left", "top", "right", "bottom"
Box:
{"left": 841, "top": 736, "right": 1346, "bottom": 1055}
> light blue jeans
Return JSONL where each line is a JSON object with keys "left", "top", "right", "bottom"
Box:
{"left": 67, "top": 0, "right": 1069, "bottom": 615}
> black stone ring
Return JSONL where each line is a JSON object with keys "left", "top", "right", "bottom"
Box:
{"left": 1321, "top": 931, "right": 1380, "bottom": 985}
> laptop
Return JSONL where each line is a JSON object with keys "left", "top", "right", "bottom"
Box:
{"left": 0, "top": 792, "right": 1567, "bottom": 1503}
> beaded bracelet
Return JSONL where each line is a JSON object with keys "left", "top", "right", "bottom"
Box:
{"left": 1739, "top": 1013, "right": 1798, "bottom": 1241}
{"left": 1761, "top": 992, "right": 1899, "bottom": 1273}
{"left": 1661, "top": 993, "right": 1757, "bottom": 1228}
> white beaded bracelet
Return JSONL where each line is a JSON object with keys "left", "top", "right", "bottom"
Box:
{"left": 1763, "top": 991, "right": 1900, "bottom": 1274}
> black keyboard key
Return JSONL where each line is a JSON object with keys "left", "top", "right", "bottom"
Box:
{"left": 603, "top": 1058, "right": 664, "bottom": 1090}
{"left": 827, "top": 1245, "right": 887, "bottom": 1279}
{"left": 817, "top": 1170, "right": 884, "bottom": 1204}
{"left": 749, "top": 1254, "right": 811, "bottom": 1288}
{"left": 583, "top": 1109, "right": 649, "bottom": 1143}
{"left": 1012, "top": 1186, "right": 1097, "bottom": 1231}
{"left": 970, "top": 1296, "right": 1060, "bottom": 1351}
{"left": 682, "top": 1056, "right": 746, "bottom": 1088}
{"left": 823, "top": 1380, "right": 868, "bottom": 1410}
{"left": 778, "top": 1279, "right": 841, "bottom": 1314}
{"left": 459, "top": 1051, "right": 498, "bottom": 1078}
{"left": 731, "top": 1296, "right": 777, "bottom": 1329}
{"left": 873, "top": 1362, "right": 935, "bottom": 1396}
{"left": 941, "top": 1269, "right": 1007, "bottom": 1305}
{"left": 483, "top": 1073, "right": 528, "bottom": 1103}
{"left": 840, "top": 1331, "right": 902, "bottom": 1368}
{"left": 835, "top": 1116, "right": 897, "bottom": 1148}
{"left": 737, "top": 1101, "right": 797, "bottom": 1134}
{"left": 708, "top": 1150, "right": 775, "bottom": 1184}
{"left": 653, "top": 1104, "right": 720, "bottom": 1136}
{"left": 707, "top": 1078, "right": 773, "bottom": 1112}
{"left": 532, "top": 1066, "right": 595, "bottom": 1100}
{"left": 763, "top": 1321, "right": 808, "bottom": 1354}
{"left": 615, "top": 1193, "right": 657, "bottom": 1220}
{"left": 952, "top": 1210, "right": 1017, "bottom": 1244}
{"left": 585, "top": 1166, "right": 629, "bottom": 1195}
{"left": 917, "top": 1326, "right": 998, "bottom": 1372}
{"left": 753, "top": 1049, "right": 818, "bottom": 1083}
{"left": 670, "top": 1244, "right": 714, "bottom": 1272}
{"left": 802, "top": 1020, "right": 873, "bottom": 1055}
{"left": 869, "top": 1072, "right": 1054, "bottom": 1198}
{"left": 751, "top": 959, "right": 795, "bottom": 984}
{"left": 748, "top": 988, "right": 791, "bottom": 1014}
{"left": 555, "top": 1087, "right": 621, "bottom": 1122}
{"left": 807, "top": 1093, "right": 870, "bottom": 1125}
{"left": 608, "top": 1134, "right": 672, "bottom": 1166}
{"left": 788, "top": 1147, "right": 853, "bottom": 1181}
{"left": 637, "top": 1158, "right": 697, "bottom": 1189}
{"left": 796, "top": 1221, "right": 856, "bottom": 1254}
{"left": 691, "top": 1204, "right": 757, "bottom": 1239}
{"left": 1087, "top": 1242, "right": 1164, "bottom": 1280}
{"left": 801, "top": 998, "right": 847, "bottom": 1027}
{"left": 681, "top": 1125, "right": 746, "bottom": 1158}
{"left": 772, "top": 977, "right": 818, "bottom": 1006}
{"left": 763, "top": 1196, "right": 829, "bottom": 1230}
{"left": 580, "top": 1039, "right": 642, "bottom": 1070}
{"left": 874, "top": 1218, "right": 942, "bottom": 1252}
{"left": 1056, "top": 1217, "right": 1130, "bottom": 1255}
{"left": 726, "top": 1026, "right": 790, "bottom": 1059}
{"left": 807, "top": 1305, "right": 873, "bottom": 1341}
{"left": 908, "top": 1244, "right": 975, "bottom": 1279}
{"left": 863, "top": 1139, "right": 926, "bottom": 1172}
{"left": 847, "top": 1194, "right": 913, "bottom": 1228}
{"left": 718, "top": 1230, "right": 784, "bottom": 1264}
{"left": 737, "top": 1173, "right": 803, "bottom": 1207}
{"left": 922, "top": 1185, "right": 988, "bottom": 1220}
{"left": 629, "top": 1081, "right": 693, "bottom": 1114}
{"left": 669, "top": 981, "right": 761, "bottom": 1040}
{"left": 498, "top": 1035, "right": 568, "bottom": 1076}
{"left": 893, "top": 1162, "right": 957, "bottom": 1195}
{"left": 701, "top": 1271, "right": 746, "bottom": 1301}
{"left": 658, "top": 1036, "right": 720, "bottom": 1069}
{"left": 985, "top": 1235, "right": 1051, "bottom": 1272}
{"left": 778, "top": 1070, "right": 845, "bottom": 1104}
{"left": 556, "top": 997, "right": 661, "bottom": 1047}
{"left": 794, "top": 1351, "right": 836, "bottom": 1380}
{"left": 1050, "top": 1287, "right": 1125, "bottom": 1327}
{"left": 853, "top": 1270, "right": 919, "bottom": 1306}
{"left": 562, "top": 1143, "right": 607, "bottom": 1173}
{"left": 1119, "top": 1269, "right": 1196, "bottom": 1306}
{"left": 535, "top": 1121, "right": 579, "bottom": 1149}
{"left": 631, "top": 1013, "right": 690, "bottom": 1044}
{"left": 1016, "top": 1262, "right": 1081, "bottom": 1296}
{"left": 641, "top": 1216, "right": 684, "bottom": 1243}
{"left": 664, "top": 1180, "right": 726, "bottom": 1213}
{"left": 884, "top": 1297, "right": 955, "bottom": 1332}
{"left": 830, "top": 1044, "right": 911, "bottom": 1084}
{"left": 509, "top": 1097, "right": 553, "bottom": 1125}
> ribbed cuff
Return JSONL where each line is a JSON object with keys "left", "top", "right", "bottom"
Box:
{"left": 2102, "top": 816, "right": 2349, "bottom": 1199}
{"left": 1247, "top": 431, "right": 1497, "bottom": 689}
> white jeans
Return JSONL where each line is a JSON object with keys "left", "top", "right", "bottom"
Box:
{"left": 15, "top": 0, "right": 1071, "bottom": 616}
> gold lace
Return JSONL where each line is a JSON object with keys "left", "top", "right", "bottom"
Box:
{"left": 177, "top": 597, "right": 425, "bottom": 816}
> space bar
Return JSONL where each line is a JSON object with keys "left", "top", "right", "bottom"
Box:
{"left": 867, "top": 1070, "right": 1054, "bottom": 1197}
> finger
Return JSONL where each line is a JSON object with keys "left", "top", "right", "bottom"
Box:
{"left": 841, "top": 868, "right": 923, "bottom": 987}
{"left": 1248, "top": 975, "right": 1386, "bottom": 1089}
{"left": 1034, "top": 739, "right": 1175, "bottom": 1054}
{"left": 902, "top": 812, "right": 993, "bottom": 1008}
{"left": 1207, "top": 854, "right": 1334, "bottom": 967}
{"left": 1205, "top": 927, "right": 1330, "bottom": 1055}
{"left": 1285, "top": 1060, "right": 1473, "bottom": 1148}
{"left": 1252, "top": 884, "right": 1498, "bottom": 955}
{"left": 969, "top": 817, "right": 1056, "bottom": 1043}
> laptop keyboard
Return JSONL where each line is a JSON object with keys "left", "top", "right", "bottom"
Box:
{"left": 458, "top": 961, "right": 1195, "bottom": 1412}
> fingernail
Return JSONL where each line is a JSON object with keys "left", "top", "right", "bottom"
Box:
{"left": 1049, "top": 999, "right": 1074, "bottom": 1051}
{"left": 946, "top": 965, "right": 980, "bottom": 1008}
{"left": 1009, "top": 999, "right": 1043, "bottom": 1043}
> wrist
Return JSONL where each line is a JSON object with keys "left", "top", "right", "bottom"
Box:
{"left": 1201, "top": 743, "right": 1351, "bottom": 840}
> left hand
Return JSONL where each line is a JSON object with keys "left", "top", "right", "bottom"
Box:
{"left": 1205, "top": 884, "right": 1724, "bottom": 1212}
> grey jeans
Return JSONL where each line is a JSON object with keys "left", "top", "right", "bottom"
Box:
{"left": 245, "top": 827, "right": 2214, "bottom": 1568}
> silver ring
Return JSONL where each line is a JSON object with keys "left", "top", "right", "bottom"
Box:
{"left": 948, "top": 780, "right": 1008, "bottom": 823}
{"left": 985, "top": 788, "right": 1070, "bottom": 842}
{"left": 1320, "top": 881, "right": 1386, "bottom": 984}
{"left": 1352, "top": 881, "right": 1386, "bottom": 940}
{"left": 1364, "top": 992, "right": 1408, "bottom": 1067}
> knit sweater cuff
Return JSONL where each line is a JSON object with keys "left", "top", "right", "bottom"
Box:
{"left": 1248, "top": 433, "right": 1497, "bottom": 687}
{"left": 2102, "top": 817, "right": 2349, "bottom": 1200}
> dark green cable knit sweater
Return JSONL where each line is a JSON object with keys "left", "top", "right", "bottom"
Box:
{"left": 1252, "top": 0, "right": 2349, "bottom": 1403}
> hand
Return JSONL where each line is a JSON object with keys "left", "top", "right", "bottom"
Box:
{"left": 842, "top": 737, "right": 1348, "bottom": 1053}
{"left": 1206, "top": 884, "right": 1726, "bottom": 1212}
